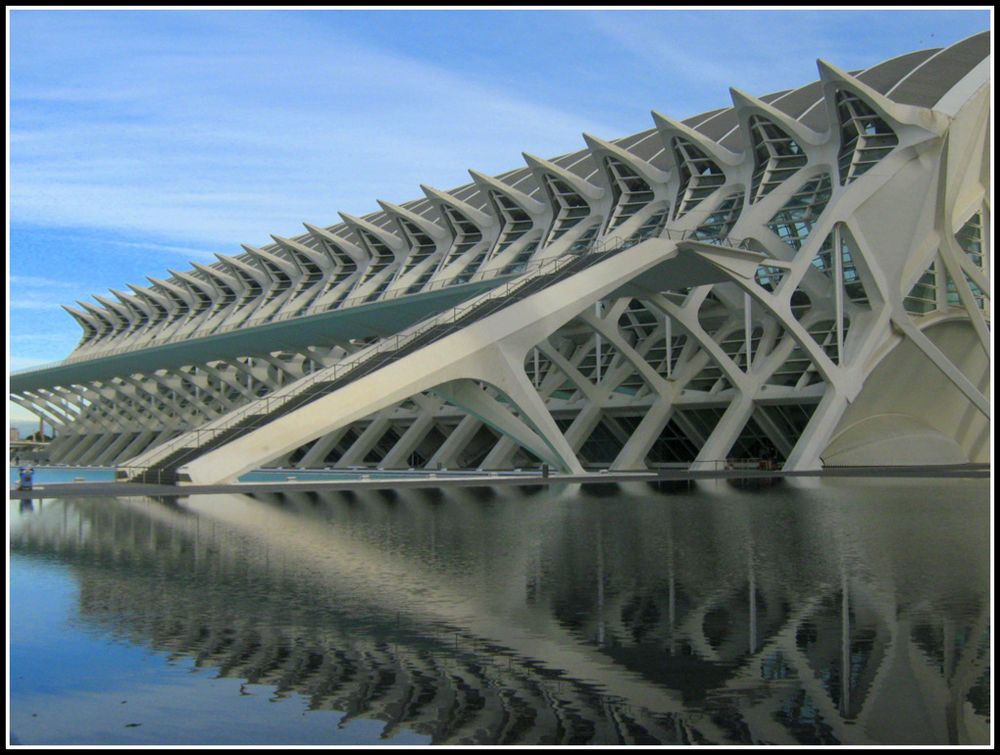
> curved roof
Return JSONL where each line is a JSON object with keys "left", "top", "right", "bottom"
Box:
{"left": 885, "top": 32, "right": 990, "bottom": 107}
{"left": 401, "top": 31, "right": 991, "bottom": 211}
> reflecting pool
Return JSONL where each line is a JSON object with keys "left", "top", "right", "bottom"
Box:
{"left": 9, "top": 478, "right": 991, "bottom": 745}
{"left": 8, "top": 465, "right": 117, "bottom": 486}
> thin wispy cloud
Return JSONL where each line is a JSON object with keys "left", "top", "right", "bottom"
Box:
{"left": 10, "top": 275, "right": 79, "bottom": 289}
{"left": 101, "top": 239, "right": 221, "bottom": 261}
{"left": 10, "top": 297, "right": 70, "bottom": 311}
{"left": 585, "top": 12, "right": 758, "bottom": 92}
{"left": 9, "top": 275, "right": 92, "bottom": 311}
{"left": 10, "top": 10, "right": 626, "bottom": 248}
{"left": 10, "top": 332, "right": 78, "bottom": 346}
{"left": 582, "top": 9, "right": 984, "bottom": 114}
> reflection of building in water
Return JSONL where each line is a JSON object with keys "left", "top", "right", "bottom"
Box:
{"left": 535, "top": 483, "right": 990, "bottom": 745}
{"left": 10, "top": 484, "right": 989, "bottom": 745}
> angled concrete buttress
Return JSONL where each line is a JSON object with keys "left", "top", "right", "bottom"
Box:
{"left": 172, "top": 239, "right": 757, "bottom": 483}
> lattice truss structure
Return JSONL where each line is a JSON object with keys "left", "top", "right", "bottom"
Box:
{"left": 10, "top": 34, "right": 990, "bottom": 480}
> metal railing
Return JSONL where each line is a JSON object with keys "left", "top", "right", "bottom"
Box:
{"left": 660, "top": 228, "right": 752, "bottom": 249}
{"left": 662, "top": 458, "right": 781, "bottom": 475}
{"left": 118, "top": 235, "right": 627, "bottom": 478}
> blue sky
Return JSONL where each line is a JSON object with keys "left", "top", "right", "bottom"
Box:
{"left": 7, "top": 8, "right": 991, "bottom": 423}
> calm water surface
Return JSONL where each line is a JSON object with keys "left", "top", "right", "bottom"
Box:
{"left": 7, "top": 465, "right": 521, "bottom": 485}
{"left": 9, "top": 466, "right": 117, "bottom": 485}
{"left": 9, "top": 478, "right": 991, "bottom": 745}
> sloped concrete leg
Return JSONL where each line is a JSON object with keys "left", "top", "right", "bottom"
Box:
{"left": 433, "top": 378, "right": 581, "bottom": 473}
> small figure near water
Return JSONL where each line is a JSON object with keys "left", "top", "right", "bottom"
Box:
{"left": 16, "top": 466, "right": 34, "bottom": 491}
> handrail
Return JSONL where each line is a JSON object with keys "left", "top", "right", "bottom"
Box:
{"left": 14, "top": 230, "right": 749, "bottom": 377}
{"left": 9, "top": 358, "right": 71, "bottom": 375}
{"left": 119, "top": 234, "right": 628, "bottom": 475}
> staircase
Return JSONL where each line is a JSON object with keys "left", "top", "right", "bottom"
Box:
{"left": 121, "top": 240, "right": 628, "bottom": 484}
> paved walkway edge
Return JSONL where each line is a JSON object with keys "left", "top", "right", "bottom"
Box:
{"left": 9, "top": 464, "right": 990, "bottom": 500}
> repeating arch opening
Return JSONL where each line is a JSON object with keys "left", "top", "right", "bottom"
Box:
{"left": 748, "top": 115, "right": 808, "bottom": 203}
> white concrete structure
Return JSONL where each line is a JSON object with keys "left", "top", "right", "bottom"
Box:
{"left": 10, "top": 34, "right": 990, "bottom": 484}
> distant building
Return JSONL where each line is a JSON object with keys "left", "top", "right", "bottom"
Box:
{"left": 9, "top": 33, "right": 991, "bottom": 484}
{"left": 10, "top": 427, "right": 20, "bottom": 443}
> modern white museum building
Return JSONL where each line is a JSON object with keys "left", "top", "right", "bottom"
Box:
{"left": 9, "top": 32, "right": 990, "bottom": 484}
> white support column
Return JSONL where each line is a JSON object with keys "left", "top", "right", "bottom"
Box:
{"left": 298, "top": 426, "right": 352, "bottom": 468}
{"left": 119, "top": 430, "right": 158, "bottom": 462}
{"left": 601, "top": 415, "right": 632, "bottom": 448}
{"left": 267, "top": 447, "right": 298, "bottom": 468}
{"left": 97, "top": 382, "right": 155, "bottom": 432}
{"left": 125, "top": 375, "right": 191, "bottom": 427}
{"left": 334, "top": 412, "right": 394, "bottom": 468}
{"left": 426, "top": 415, "right": 481, "bottom": 469}
{"left": 481, "top": 434, "right": 520, "bottom": 470}
{"left": 96, "top": 431, "right": 140, "bottom": 466}
{"left": 936, "top": 237, "right": 992, "bottom": 355}
{"left": 434, "top": 380, "right": 580, "bottom": 472}
{"left": 561, "top": 403, "right": 603, "bottom": 456}
{"left": 751, "top": 405, "right": 795, "bottom": 460}
{"left": 76, "top": 433, "right": 120, "bottom": 466}
{"left": 665, "top": 314, "right": 673, "bottom": 379}
{"left": 137, "top": 428, "right": 182, "bottom": 460}
{"left": 381, "top": 408, "right": 439, "bottom": 468}
{"left": 42, "top": 435, "right": 78, "bottom": 463}
{"left": 538, "top": 341, "right": 600, "bottom": 403}
{"left": 783, "top": 387, "right": 848, "bottom": 470}
{"left": 834, "top": 223, "right": 845, "bottom": 363}
{"left": 63, "top": 432, "right": 106, "bottom": 465}
{"left": 594, "top": 300, "right": 602, "bottom": 385}
{"left": 891, "top": 314, "right": 990, "bottom": 418}
{"left": 489, "top": 342, "right": 586, "bottom": 473}
{"left": 691, "top": 392, "right": 755, "bottom": 470}
{"left": 612, "top": 401, "right": 673, "bottom": 471}
{"left": 578, "top": 308, "right": 684, "bottom": 470}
